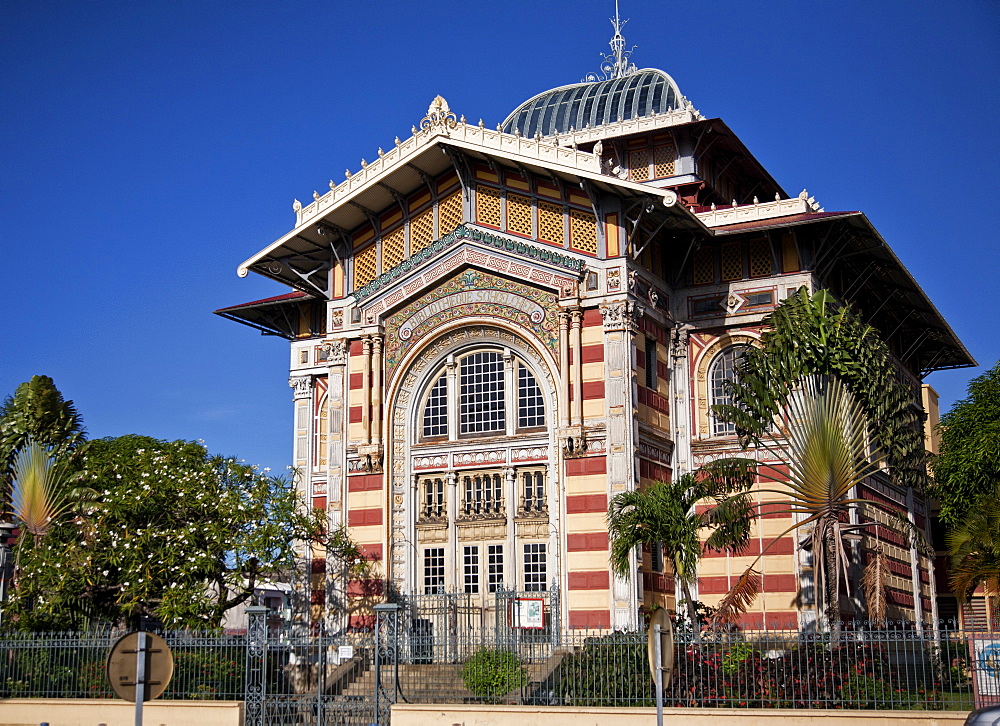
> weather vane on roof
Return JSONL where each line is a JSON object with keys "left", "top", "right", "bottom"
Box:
{"left": 584, "top": 0, "right": 638, "bottom": 82}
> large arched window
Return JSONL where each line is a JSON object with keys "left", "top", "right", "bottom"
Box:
{"left": 709, "top": 345, "right": 748, "bottom": 436}
{"left": 419, "top": 347, "right": 546, "bottom": 441}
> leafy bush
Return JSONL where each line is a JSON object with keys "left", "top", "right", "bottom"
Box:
{"left": 559, "top": 631, "right": 653, "bottom": 706}
{"left": 460, "top": 648, "right": 528, "bottom": 703}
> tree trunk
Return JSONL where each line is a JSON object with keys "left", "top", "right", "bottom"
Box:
{"left": 824, "top": 531, "right": 841, "bottom": 640}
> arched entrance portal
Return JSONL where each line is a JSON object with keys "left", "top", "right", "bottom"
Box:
{"left": 385, "top": 324, "right": 560, "bottom": 628}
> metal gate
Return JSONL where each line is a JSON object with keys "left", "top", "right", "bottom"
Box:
{"left": 244, "top": 607, "right": 379, "bottom": 726}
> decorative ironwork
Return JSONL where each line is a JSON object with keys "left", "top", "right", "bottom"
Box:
{"left": 374, "top": 602, "right": 402, "bottom": 726}
{"left": 243, "top": 606, "right": 268, "bottom": 726}
{"left": 584, "top": 1, "right": 638, "bottom": 82}
{"left": 419, "top": 95, "right": 458, "bottom": 131}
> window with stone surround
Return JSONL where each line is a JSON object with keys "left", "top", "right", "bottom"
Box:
{"left": 709, "top": 345, "right": 749, "bottom": 436}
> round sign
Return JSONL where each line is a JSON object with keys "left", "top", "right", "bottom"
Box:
{"left": 646, "top": 608, "right": 674, "bottom": 688}
{"left": 106, "top": 631, "right": 174, "bottom": 702}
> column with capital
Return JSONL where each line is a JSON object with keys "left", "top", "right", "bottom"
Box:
{"left": 599, "top": 300, "right": 643, "bottom": 630}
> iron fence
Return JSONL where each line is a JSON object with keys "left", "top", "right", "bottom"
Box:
{"left": 0, "top": 618, "right": 991, "bottom": 716}
{"left": 372, "top": 620, "right": 983, "bottom": 712}
{"left": 0, "top": 629, "right": 247, "bottom": 700}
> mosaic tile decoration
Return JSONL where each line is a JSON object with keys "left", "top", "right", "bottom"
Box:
{"left": 383, "top": 268, "right": 560, "bottom": 380}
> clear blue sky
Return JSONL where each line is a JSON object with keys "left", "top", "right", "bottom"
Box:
{"left": 2, "top": 1, "right": 997, "bottom": 475}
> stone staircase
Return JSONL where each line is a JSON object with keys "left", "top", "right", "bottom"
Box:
{"left": 339, "top": 649, "right": 573, "bottom": 704}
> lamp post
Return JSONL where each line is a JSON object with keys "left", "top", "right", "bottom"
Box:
{"left": 0, "top": 521, "right": 17, "bottom": 626}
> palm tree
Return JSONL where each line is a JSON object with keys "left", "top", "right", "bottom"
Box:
{"left": 947, "top": 495, "right": 1000, "bottom": 615}
{"left": 0, "top": 376, "right": 85, "bottom": 519}
{"left": 608, "top": 473, "right": 751, "bottom": 628}
{"left": 703, "top": 376, "right": 926, "bottom": 632}
{"left": 10, "top": 440, "right": 70, "bottom": 547}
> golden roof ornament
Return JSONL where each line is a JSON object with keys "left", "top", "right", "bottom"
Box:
{"left": 420, "top": 94, "right": 458, "bottom": 131}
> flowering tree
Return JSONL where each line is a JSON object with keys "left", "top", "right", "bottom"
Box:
{"left": 7, "top": 435, "right": 362, "bottom": 630}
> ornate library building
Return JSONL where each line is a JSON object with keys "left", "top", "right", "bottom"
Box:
{"left": 219, "top": 19, "right": 973, "bottom": 631}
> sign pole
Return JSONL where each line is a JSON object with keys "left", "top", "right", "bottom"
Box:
{"left": 653, "top": 623, "right": 663, "bottom": 726}
{"left": 134, "top": 630, "right": 147, "bottom": 726}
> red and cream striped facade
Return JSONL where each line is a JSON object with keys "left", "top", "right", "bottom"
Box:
{"left": 222, "top": 76, "right": 972, "bottom": 632}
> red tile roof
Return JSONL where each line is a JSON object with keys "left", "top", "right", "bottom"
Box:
{"left": 215, "top": 291, "right": 308, "bottom": 313}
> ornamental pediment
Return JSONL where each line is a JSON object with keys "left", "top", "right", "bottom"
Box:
{"left": 355, "top": 224, "right": 584, "bottom": 308}
{"left": 382, "top": 268, "right": 561, "bottom": 380}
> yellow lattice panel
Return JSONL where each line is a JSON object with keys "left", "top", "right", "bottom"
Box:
{"left": 354, "top": 244, "right": 378, "bottom": 288}
{"left": 507, "top": 193, "right": 532, "bottom": 237}
{"left": 653, "top": 144, "right": 676, "bottom": 178}
{"left": 476, "top": 185, "right": 501, "bottom": 228}
{"left": 569, "top": 208, "right": 598, "bottom": 254}
{"left": 383, "top": 227, "right": 405, "bottom": 271}
{"left": 629, "top": 149, "right": 650, "bottom": 182}
{"left": 438, "top": 190, "right": 463, "bottom": 236}
{"left": 538, "top": 201, "right": 564, "bottom": 245}
{"left": 410, "top": 208, "right": 434, "bottom": 254}
{"left": 749, "top": 237, "right": 772, "bottom": 277}
{"left": 692, "top": 247, "right": 714, "bottom": 285}
{"left": 720, "top": 242, "right": 743, "bottom": 281}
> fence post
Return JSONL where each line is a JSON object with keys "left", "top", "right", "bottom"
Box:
{"left": 374, "top": 602, "right": 401, "bottom": 726}
{"left": 550, "top": 582, "right": 561, "bottom": 647}
{"left": 244, "top": 605, "right": 269, "bottom": 726}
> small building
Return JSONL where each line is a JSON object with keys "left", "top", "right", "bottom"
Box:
{"left": 219, "top": 18, "right": 974, "bottom": 632}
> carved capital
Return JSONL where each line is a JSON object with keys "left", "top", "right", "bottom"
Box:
{"left": 288, "top": 376, "right": 311, "bottom": 399}
{"left": 669, "top": 326, "right": 689, "bottom": 359}
{"left": 600, "top": 301, "right": 644, "bottom": 333}
{"left": 322, "top": 339, "right": 348, "bottom": 366}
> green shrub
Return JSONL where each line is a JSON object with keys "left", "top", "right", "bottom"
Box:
{"left": 460, "top": 648, "right": 528, "bottom": 703}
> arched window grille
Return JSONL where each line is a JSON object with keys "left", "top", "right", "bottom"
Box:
{"left": 418, "top": 348, "right": 547, "bottom": 440}
{"left": 709, "top": 344, "right": 749, "bottom": 436}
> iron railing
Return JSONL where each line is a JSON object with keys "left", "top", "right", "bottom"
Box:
{"left": 0, "top": 629, "right": 247, "bottom": 700}
{"left": 0, "top": 619, "right": 990, "bottom": 715}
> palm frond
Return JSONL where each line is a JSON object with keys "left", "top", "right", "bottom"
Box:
{"left": 11, "top": 440, "right": 68, "bottom": 539}
{"left": 708, "top": 566, "right": 761, "bottom": 628}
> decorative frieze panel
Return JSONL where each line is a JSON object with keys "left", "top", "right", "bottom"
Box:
{"left": 512, "top": 446, "right": 548, "bottom": 462}
{"left": 353, "top": 223, "right": 585, "bottom": 303}
{"left": 383, "top": 269, "right": 559, "bottom": 379}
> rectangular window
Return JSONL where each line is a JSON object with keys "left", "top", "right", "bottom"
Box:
{"left": 645, "top": 338, "right": 657, "bottom": 390}
{"left": 463, "top": 472, "right": 503, "bottom": 516}
{"left": 464, "top": 546, "right": 480, "bottom": 594}
{"left": 488, "top": 545, "right": 504, "bottom": 593}
{"left": 521, "top": 470, "right": 546, "bottom": 513}
{"left": 423, "top": 547, "right": 445, "bottom": 594}
{"left": 460, "top": 351, "right": 506, "bottom": 434}
{"left": 524, "top": 543, "right": 547, "bottom": 592}
{"left": 517, "top": 364, "right": 545, "bottom": 428}
{"left": 720, "top": 242, "right": 743, "bottom": 281}
{"left": 651, "top": 541, "right": 663, "bottom": 572}
{"left": 422, "top": 477, "right": 444, "bottom": 518}
{"left": 744, "top": 291, "right": 775, "bottom": 308}
{"left": 692, "top": 247, "right": 715, "bottom": 285}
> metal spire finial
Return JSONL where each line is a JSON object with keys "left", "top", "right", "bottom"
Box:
{"left": 583, "top": 1, "right": 638, "bottom": 82}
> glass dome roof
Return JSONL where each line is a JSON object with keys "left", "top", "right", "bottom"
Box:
{"left": 501, "top": 69, "right": 683, "bottom": 138}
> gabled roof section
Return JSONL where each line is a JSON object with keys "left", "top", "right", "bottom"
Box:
{"left": 236, "top": 98, "right": 708, "bottom": 294}
{"left": 714, "top": 212, "right": 975, "bottom": 375}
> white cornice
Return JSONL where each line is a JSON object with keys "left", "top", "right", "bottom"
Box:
{"left": 294, "top": 120, "right": 602, "bottom": 228}
{"left": 548, "top": 105, "right": 703, "bottom": 147}
{"left": 695, "top": 192, "right": 823, "bottom": 228}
